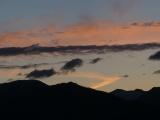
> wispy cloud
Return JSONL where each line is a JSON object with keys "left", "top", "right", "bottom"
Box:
{"left": 65, "top": 72, "right": 121, "bottom": 89}
{"left": 0, "top": 43, "right": 159, "bottom": 56}
{"left": 0, "top": 21, "right": 160, "bottom": 48}
{"left": 0, "top": 68, "right": 21, "bottom": 79}
{"left": 91, "top": 77, "right": 121, "bottom": 89}
{"left": 131, "top": 21, "right": 160, "bottom": 27}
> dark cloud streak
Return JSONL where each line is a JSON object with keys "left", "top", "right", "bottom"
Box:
{"left": 0, "top": 63, "right": 50, "bottom": 69}
{"left": 149, "top": 51, "right": 160, "bottom": 60}
{"left": 61, "top": 58, "right": 83, "bottom": 73}
{"left": 153, "top": 70, "right": 160, "bottom": 74}
{"left": 26, "top": 69, "right": 56, "bottom": 79}
{"left": 90, "top": 58, "right": 103, "bottom": 64}
{"left": 0, "top": 43, "right": 160, "bottom": 56}
{"left": 131, "top": 21, "right": 160, "bottom": 27}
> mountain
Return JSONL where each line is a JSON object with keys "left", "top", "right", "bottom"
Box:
{"left": 0, "top": 80, "right": 160, "bottom": 119}
{"left": 111, "top": 89, "right": 145, "bottom": 100}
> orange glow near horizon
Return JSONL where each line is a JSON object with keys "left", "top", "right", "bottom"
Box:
{"left": 0, "top": 21, "right": 160, "bottom": 47}
{"left": 65, "top": 72, "right": 121, "bottom": 89}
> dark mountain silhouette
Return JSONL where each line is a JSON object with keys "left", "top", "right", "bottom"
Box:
{"left": 111, "top": 89, "right": 145, "bottom": 100}
{"left": 139, "top": 87, "right": 160, "bottom": 103}
{"left": 0, "top": 80, "right": 160, "bottom": 119}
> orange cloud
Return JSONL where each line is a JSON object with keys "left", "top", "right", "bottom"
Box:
{"left": 60, "top": 21, "right": 160, "bottom": 45}
{"left": 91, "top": 76, "right": 121, "bottom": 89}
{"left": 66, "top": 71, "right": 121, "bottom": 89}
{"left": 0, "top": 27, "right": 57, "bottom": 47}
{"left": 0, "top": 21, "right": 160, "bottom": 47}
{"left": 0, "top": 69, "right": 21, "bottom": 78}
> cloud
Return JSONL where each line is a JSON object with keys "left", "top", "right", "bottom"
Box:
{"left": 131, "top": 21, "right": 160, "bottom": 27}
{"left": 66, "top": 72, "right": 121, "bottom": 89}
{"left": 149, "top": 51, "right": 160, "bottom": 60}
{"left": 0, "top": 20, "right": 160, "bottom": 48}
{"left": 0, "top": 63, "right": 50, "bottom": 69}
{"left": 153, "top": 70, "right": 160, "bottom": 74}
{"left": 91, "top": 76, "right": 120, "bottom": 89}
{"left": 90, "top": 58, "right": 103, "bottom": 64}
{"left": 26, "top": 68, "right": 56, "bottom": 79}
{"left": 0, "top": 43, "right": 159, "bottom": 56}
{"left": 0, "top": 26, "right": 58, "bottom": 48}
{"left": 122, "top": 75, "right": 129, "bottom": 78}
{"left": 0, "top": 69, "right": 21, "bottom": 79}
{"left": 61, "top": 58, "right": 83, "bottom": 73}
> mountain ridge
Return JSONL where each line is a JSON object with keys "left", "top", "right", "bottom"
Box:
{"left": 0, "top": 79, "right": 160, "bottom": 119}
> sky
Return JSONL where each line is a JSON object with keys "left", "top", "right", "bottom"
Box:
{"left": 1, "top": 0, "right": 160, "bottom": 26}
{"left": 0, "top": 0, "right": 160, "bottom": 47}
{"left": 0, "top": 0, "right": 160, "bottom": 91}
{"left": 0, "top": 48, "right": 160, "bottom": 92}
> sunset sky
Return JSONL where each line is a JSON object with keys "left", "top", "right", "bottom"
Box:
{"left": 0, "top": 0, "right": 160, "bottom": 92}
{"left": 0, "top": 0, "right": 160, "bottom": 47}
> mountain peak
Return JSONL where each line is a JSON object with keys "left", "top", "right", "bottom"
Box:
{"left": 0, "top": 80, "right": 48, "bottom": 92}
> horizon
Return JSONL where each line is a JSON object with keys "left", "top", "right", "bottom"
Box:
{"left": 0, "top": 0, "right": 160, "bottom": 92}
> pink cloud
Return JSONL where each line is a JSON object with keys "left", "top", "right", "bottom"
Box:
{"left": 0, "top": 21, "right": 160, "bottom": 47}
